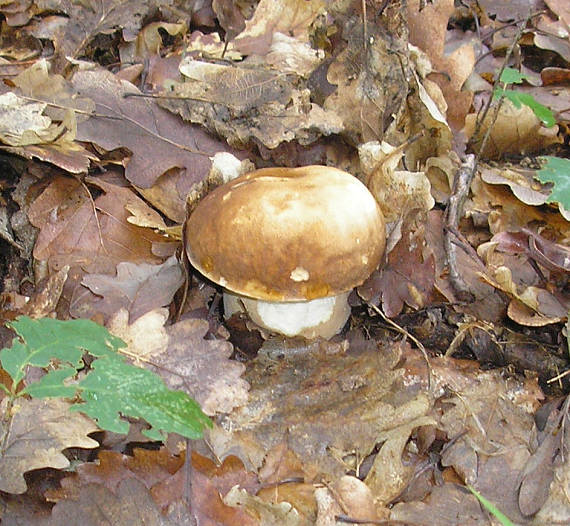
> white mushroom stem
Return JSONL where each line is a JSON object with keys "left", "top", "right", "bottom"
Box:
{"left": 223, "top": 291, "right": 351, "bottom": 339}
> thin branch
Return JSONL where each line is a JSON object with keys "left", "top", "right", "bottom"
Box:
{"left": 367, "top": 302, "right": 432, "bottom": 391}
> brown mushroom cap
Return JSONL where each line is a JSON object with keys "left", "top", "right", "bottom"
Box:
{"left": 185, "top": 165, "right": 386, "bottom": 302}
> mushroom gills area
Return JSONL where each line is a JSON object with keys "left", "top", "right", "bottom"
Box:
{"left": 223, "top": 291, "right": 351, "bottom": 339}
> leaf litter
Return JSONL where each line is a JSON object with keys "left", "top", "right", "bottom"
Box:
{"left": 0, "top": 0, "right": 568, "bottom": 524}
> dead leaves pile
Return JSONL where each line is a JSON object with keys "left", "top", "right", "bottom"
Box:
{"left": 0, "top": 0, "right": 569, "bottom": 524}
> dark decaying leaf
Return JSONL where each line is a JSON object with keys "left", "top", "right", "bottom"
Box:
{"left": 47, "top": 479, "right": 176, "bottom": 526}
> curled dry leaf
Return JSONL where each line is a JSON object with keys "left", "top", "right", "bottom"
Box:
{"left": 0, "top": 397, "right": 99, "bottom": 494}
{"left": 468, "top": 171, "right": 570, "bottom": 237}
{"left": 359, "top": 141, "right": 435, "bottom": 224}
{"left": 407, "top": 0, "right": 475, "bottom": 130}
{"left": 231, "top": 0, "right": 324, "bottom": 56}
{"left": 481, "top": 166, "right": 552, "bottom": 206}
{"left": 479, "top": 266, "right": 567, "bottom": 326}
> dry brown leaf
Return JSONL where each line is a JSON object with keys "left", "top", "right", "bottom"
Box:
{"left": 70, "top": 256, "right": 184, "bottom": 323}
{"left": 179, "top": 59, "right": 292, "bottom": 111}
{"left": 358, "top": 215, "right": 435, "bottom": 317}
{"left": 359, "top": 141, "right": 435, "bottom": 224}
{"left": 437, "top": 368, "right": 543, "bottom": 523}
{"left": 47, "top": 0, "right": 177, "bottom": 72}
{"left": 28, "top": 174, "right": 172, "bottom": 274}
{"left": 72, "top": 68, "right": 235, "bottom": 190}
{"left": 545, "top": 0, "right": 570, "bottom": 28}
{"left": 223, "top": 486, "right": 299, "bottom": 525}
{"left": 46, "top": 448, "right": 184, "bottom": 503}
{"left": 396, "top": 348, "right": 546, "bottom": 523}
{"left": 0, "top": 397, "right": 99, "bottom": 494}
{"left": 479, "top": 266, "right": 567, "bottom": 326}
{"left": 424, "top": 152, "right": 460, "bottom": 203}
{"left": 231, "top": 0, "right": 324, "bottom": 56}
{"left": 391, "top": 483, "right": 489, "bottom": 525}
{"left": 323, "top": 24, "right": 408, "bottom": 145}
{"left": 107, "top": 308, "right": 248, "bottom": 416}
{"left": 152, "top": 452, "right": 261, "bottom": 526}
{"left": 365, "top": 412, "right": 436, "bottom": 504}
{"left": 208, "top": 340, "right": 426, "bottom": 481}
{"left": 165, "top": 62, "right": 343, "bottom": 150}
{"left": 48, "top": 478, "right": 175, "bottom": 526}
{"left": 212, "top": 0, "right": 246, "bottom": 45}
{"left": 464, "top": 100, "right": 561, "bottom": 159}
{"left": 265, "top": 33, "right": 325, "bottom": 77}
{"left": 481, "top": 165, "right": 552, "bottom": 206}
{"left": 407, "top": 0, "right": 474, "bottom": 130}
{"left": 468, "top": 171, "right": 570, "bottom": 238}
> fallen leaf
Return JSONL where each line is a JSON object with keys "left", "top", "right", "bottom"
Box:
{"left": 73, "top": 68, "right": 235, "bottom": 190}
{"left": 391, "top": 483, "right": 489, "bottom": 525}
{"left": 152, "top": 452, "right": 260, "bottom": 526}
{"left": 359, "top": 141, "right": 435, "bottom": 224}
{"left": 358, "top": 215, "right": 435, "bottom": 317}
{"left": 48, "top": 0, "right": 178, "bottom": 73}
{"left": 107, "top": 308, "right": 249, "bottom": 415}
{"left": 48, "top": 478, "right": 176, "bottom": 526}
{"left": 70, "top": 256, "right": 184, "bottom": 322}
{"left": 464, "top": 99, "right": 561, "bottom": 159}
{"left": 324, "top": 24, "right": 408, "bottom": 144}
{"left": 28, "top": 174, "right": 172, "bottom": 274}
{"left": 208, "top": 339, "right": 426, "bottom": 481}
{"left": 0, "top": 397, "right": 99, "bottom": 494}
{"left": 223, "top": 486, "right": 298, "bottom": 525}
{"left": 46, "top": 448, "right": 184, "bottom": 503}
{"left": 232, "top": 0, "right": 324, "bottom": 56}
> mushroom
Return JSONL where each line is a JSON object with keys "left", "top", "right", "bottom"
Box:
{"left": 185, "top": 165, "right": 386, "bottom": 339}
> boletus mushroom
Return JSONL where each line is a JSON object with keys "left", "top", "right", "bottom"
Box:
{"left": 185, "top": 165, "right": 386, "bottom": 339}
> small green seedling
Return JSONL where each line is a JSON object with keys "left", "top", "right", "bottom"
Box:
{"left": 493, "top": 67, "right": 556, "bottom": 127}
{"left": 468, "top": 486, "right": 515, "bottom": 526}
{"left": 0, "top": 316, "right": 211, "bottom": 441}
{"left": 536, "top": 156, "right": 570, "bottom": 211}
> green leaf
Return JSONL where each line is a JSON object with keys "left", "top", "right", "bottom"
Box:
{"left": 0, "top": 317, "right": 126, "bottom": 388}
{"left": 73, "top": 357, "right": 212, "bottom": 440}
{"left": 468, "top": 486, "right": 515, "bottom": 526}
{"left": 537, "top": 156, "right": 570, "bottom": 210}
{"left": 0, "top": 340, "right": 30, "bottom": 386}
{"left": 499, "top": 67, "right": 528, "bottom": 84}
{"left": 21, "top": 367, "right": 78, "bottom": 398}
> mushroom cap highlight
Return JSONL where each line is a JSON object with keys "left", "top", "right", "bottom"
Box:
{"left": 185, "top": 165, "right": 386, "bottom": 302}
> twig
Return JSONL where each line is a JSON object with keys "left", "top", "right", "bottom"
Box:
{"left": 443, "top": 154, "right": 476, "bottom": 300}
{"left": 444, "top": 14, "right": 532, "bottom": 300}
{"left": 336, "top": 515, "right": 411, "bottom": 525}
{"left": 367, "top": 302, "right": 432, "bottom": 391}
